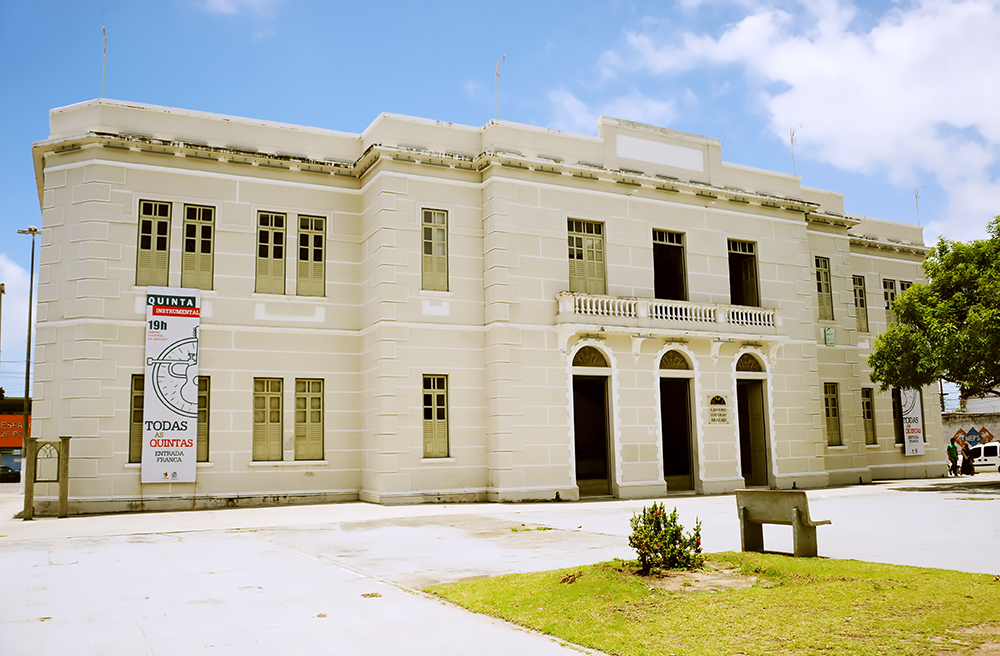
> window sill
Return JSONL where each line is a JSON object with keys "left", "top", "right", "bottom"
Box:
{"left": 826, "top": 445, "right": 848, "bottom": 450}
{"left": 419, "top": 290, "right": 454, "bottom": 298}
{"left": 248, "top": 460, "right": 329, "bottom": 467}
{"left": 419, "top": 457, "right": 456, "bottom": 464}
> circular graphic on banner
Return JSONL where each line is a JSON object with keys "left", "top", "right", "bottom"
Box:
{"left": 146, "top": 336, "right": 199, "bottom": 418}
{"left": 900, "top": 389, "right": 919, "bottom": 417}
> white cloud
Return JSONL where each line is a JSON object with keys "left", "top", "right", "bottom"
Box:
{"left": 548, "top": 89, "right": 675, "bottom": 134}
{"left": 602, "top": 0, "right": 1000, "bottom": 239}
{"left": 463, "top": 80, "right": 482, "bottom": 98}
{"left": 195, "top": 0, "right": 283, "bottom": 17}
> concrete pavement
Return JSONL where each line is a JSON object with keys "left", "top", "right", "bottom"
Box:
{"left": 2, "top": 473, "right": 998, "bottom": 655}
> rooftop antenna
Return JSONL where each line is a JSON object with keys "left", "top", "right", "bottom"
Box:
{"left": 495, "top": 54, "right": 505, "bottom": 121}
{"left": 914, "top": 185, "right": 926, "bottom": 226}
{"left": 102, "top": 27, "right": 107, "bottom": 98}
{"left": 789, "top": 124, "right": 802, "bottom": 177}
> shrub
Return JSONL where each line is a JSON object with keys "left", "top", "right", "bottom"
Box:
{"left": 628, "top": 503, "right": 703, "bottom": 573}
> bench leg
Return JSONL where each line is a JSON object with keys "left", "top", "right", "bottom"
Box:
{"left": 792, "top": 508, "right": 818, "bottom": 557}
{"left": 739, "top": 506, "right": 764, "bottom": 553}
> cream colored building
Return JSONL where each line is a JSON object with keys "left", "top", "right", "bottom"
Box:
{"left": 28, "top": 99, "right": 945, "bottom": 515}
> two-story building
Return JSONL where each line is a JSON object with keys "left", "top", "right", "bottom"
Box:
{"left": 28, "top": 98, "right": 945, "bottom": 515}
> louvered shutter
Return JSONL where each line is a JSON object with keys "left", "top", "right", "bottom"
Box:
{"left": 197, "top": 377, "right": 210, "bottom": 462}
{"left": 129, "top": 375, "right": 143, "bottom": 463}
{"left": 422, "top": 210, "right": 448, "bottom": 291}
{"left": 294, "top": 380, "right": 323, "bottom": 460}
{"left": 422, "top": 376, "right": 448, "bottom": 458}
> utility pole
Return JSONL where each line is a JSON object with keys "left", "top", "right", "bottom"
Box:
{"left": 790, "top": 124, "right": 802, "bottom": 177}
{"left": 914, "top": 186, "right": 925, "bottom": 226}
{"left": 18, "top": 226, "right": 39, "bottom": 520}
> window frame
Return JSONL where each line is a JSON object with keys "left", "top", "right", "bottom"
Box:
{"left": 861, "top": 387, "right": 876, "bottom": 445}
{"left": 853, "top": 275, "right": 869, "bottom": 333}
{"left": 421, "top": 209, "right": 449, "bottom": 292}
{"left": 294, "top": 378, "right": 324, "bottom": 460}
{"left": 297, "top": 215, "right": 326, "bottom": 297}
{"left": 422, "top": 374, "right": 449, "bottom": 458}
{"left": 568, "top": 219, "right": 606, "bottom": 295}
{"left": 652, "top": 229, "right": 687, "bottom": 301}
{"left": 136, "top": 200, "right": 171, "bottom": 287}
{"left": 815, "top": 256, "right": 834, "bottom": 321}
{"left": 824, "top": 382, "right": 842, "bottom": 446}
{"left": 256, "top": 211, "right": 286, "bottom": 295}
{"left": 883, "top": 279, "right": 897, "bottom": 323}
{"left": 130, "top": 374, "right": 209, "bottom": 463}
{"left": 253, "top": 378, "right": 284, "bottom": 461}
{"left": 727, "top": 239, "right": 760, "bottom": 307}
{"left": 181, "top": 204, "right": 215, "bottom": 291}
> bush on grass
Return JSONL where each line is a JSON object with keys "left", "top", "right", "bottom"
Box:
{"left": 628, "top": 503, "right": 703, "bottom": 573}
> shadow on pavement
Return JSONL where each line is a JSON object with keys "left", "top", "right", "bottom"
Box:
{"left": 890, "top": 478, "right": 1000, "bottom": 494}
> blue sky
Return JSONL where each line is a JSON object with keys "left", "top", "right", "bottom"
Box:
{"left": 1, "top": 0, "right": 997, "bottom": 401}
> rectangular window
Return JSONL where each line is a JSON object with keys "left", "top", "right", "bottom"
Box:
{"left": 181, "top": 205, "right": 215, "bottom": 290}
{"left": 824, "top": 383, "right": 842, "bottom": 446}
{"left": 568, "top": 219, "right": 606, "bottom": 295}
{"left": 853, "top": 276, "right": 869, "bottom": 333}
{"left": 256, "top": 212, "right": 286, "bottom": 294}
{"left": 297, "top": 215, "right": 325, "bottom": 297}
{"left": 883, "top": 279, "right": 897, "bottom": 323}
{"left": 727, "top": 239, "right": 759, "bottom": 306}
{"left": 294, "top": 379, "right": 323, "bottom": 460}
{"left": 891, "top": 388, "right": 904, "bottom": 444}
{"left": 652, "top": 229, "right": 686, "bottom": 301}
{"left": 862, "top": 388, "right": 876, "bottom": 445}
{"left": 197, "top": 377, "right": 210, "bottom": 462}
{"left": 129, "top": 375, "right": 144, "bottom": 463}
{"left": 136, "top": 200, "right": 171, "bottom": 286}
{"left": 422, "top": 209, "right": 449, "bottom": 291}
{"left": 815, "top": 257, "right": 833, "bottom": 321}
{"left": 422, "top": 375, "right": 449, "bottom": 458}
{"left": 253, "top": 378, "right": 283, "bottom": 461}
{"left": 130, "top": 374, "right": 209, "bottom": 463}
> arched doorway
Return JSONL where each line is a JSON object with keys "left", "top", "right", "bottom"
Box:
{"left": 735, "top": 353, "right": 769, "bottom": 487}
{"left": 659, "top": 350, "right": 695, "bottom": 491}
{"left": 572, "top": 346, "right": 612, "bottom": 497}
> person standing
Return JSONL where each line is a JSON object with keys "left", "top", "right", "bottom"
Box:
{"left": 947, "top": 437, "right": 959, "bottom": 476}
{"left": 960, "top": 440, "right": 976, "bottom": 476}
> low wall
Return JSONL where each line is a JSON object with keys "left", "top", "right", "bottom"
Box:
{"left": 941, "top": 412, "right": 999, "bottom": 446}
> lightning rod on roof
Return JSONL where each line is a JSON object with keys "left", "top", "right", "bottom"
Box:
{"left": 914, "top": 185, "right": 926, "bottom": 226}
{"left": 102, "top": 27, "right": 107, "bottom": 98}
{"left": 789, "top": 124, "right": 802, "bottom": 177}
{"left": 495, "top": 54, "right": 505, "bottom": 121}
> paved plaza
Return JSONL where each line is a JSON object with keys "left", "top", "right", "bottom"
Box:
{"left": 2, "top": 473, "right": 998, "bottom": 655}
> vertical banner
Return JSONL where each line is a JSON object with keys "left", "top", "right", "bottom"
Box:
{"left": 900, "top": 388, "right": 925, "bottom": 456}
{"left": 142, "top": 286, "right": 201, "bottom": 483}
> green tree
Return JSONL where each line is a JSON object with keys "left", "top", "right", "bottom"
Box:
{"left": 868, "top": 217, "right": 1000, "bottom": 401}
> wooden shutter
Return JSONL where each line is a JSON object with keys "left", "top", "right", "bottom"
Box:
{"left": 137, "top": 201, "right": 170, "bottom": 286}
{"left": 741, "top": 256, "right": 758, "bottom": 307}
{"left": 422, "top": 209, "right": 448, "bottom": 291}
{"left": 197, "top": 377, "right": 210, "bottom": 462}
{"left": 816, "top": 257, "right": 833, "bottom": 320}
{"left": 567, "top": 220, "right": 605, "bottom": 295}
{"left": 253, "top": 378, "right": 282, "bottom": 461}
{"left": 862, "top": 388, "right": 876, "bottom": 445}
{"left": 824, "top": 383, "right": 841, "bottom": 446}
{"left": 853, "top": 276, "right": 869, "bottom": 332}
{"left": 294, "top": 379, "right": 323, "bottom": 460}
{"left": 182, "top": 205, "right": 214, "bottom": 290}
{"left": 297, "top": 216, "right": 325, "bottom": 297}
{"left": 129, "top": 375, "right": 144, "bottom": 463}
{"left": 256, "top": 212, "right": 286, "bottom": 294}
{"left": 422, "top": 375, "right": 448, "bottom": 458}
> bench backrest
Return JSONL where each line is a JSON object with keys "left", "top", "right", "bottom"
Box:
{"left": 736, "top": 489, "right": 814, "bottom": 525}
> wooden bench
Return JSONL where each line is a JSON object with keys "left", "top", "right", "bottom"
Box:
{"left": 735, "top": 490, "right": 832, "bottom": 557}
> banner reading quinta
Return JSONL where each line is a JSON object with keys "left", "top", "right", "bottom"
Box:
{"left": 141, "top": 287, "right": 201, "bottom": 483}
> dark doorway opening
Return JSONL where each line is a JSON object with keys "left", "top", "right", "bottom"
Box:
{"left": 737, "top": 379, "right": 768, "bottom": 486}
{"left": 654, "top": 242, "right": 686, "bottom": 301}
{"left": 573, "top": 375, "right": 610, "bottom": 496}
{"left": 660, "top": 377, "right": 693, "bottom": 490}
{"left": 728, "top": 251, "right": 759, "bottom": 307}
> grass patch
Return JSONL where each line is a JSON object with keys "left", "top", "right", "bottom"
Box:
{"left": 510, "top": 525, "right": 555, "bottom": 532}
{"left": 427, "top": 552, "right": 1000, "bottom": 656}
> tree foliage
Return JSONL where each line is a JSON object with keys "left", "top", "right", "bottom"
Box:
{"left": 868, "top": 217, "right": 1000, "bottom": 399}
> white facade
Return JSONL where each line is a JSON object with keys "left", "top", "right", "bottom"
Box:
{"left": 29, "top": 99, "right": 945, "bottom": 515}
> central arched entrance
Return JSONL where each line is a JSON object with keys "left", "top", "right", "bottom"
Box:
{"left": 735, "top": 353, "right": 769, "bottom": 487}
{"left": 659, "top": 349, "right": 695, "bottom": 491}
{"left": 572, "top": 346, "right": 612, "bottom": 497}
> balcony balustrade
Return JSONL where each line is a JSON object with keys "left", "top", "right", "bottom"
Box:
{"left": 556, "top": 291, "right": 781, "bottom": 335}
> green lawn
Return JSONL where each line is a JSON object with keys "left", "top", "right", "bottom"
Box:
{"left": 427, "top": 552, "right": 1000, "bottom": 656}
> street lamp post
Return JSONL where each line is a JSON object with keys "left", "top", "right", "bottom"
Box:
{"left": 18, "top": 227, "right": 39, "bottom": 521}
